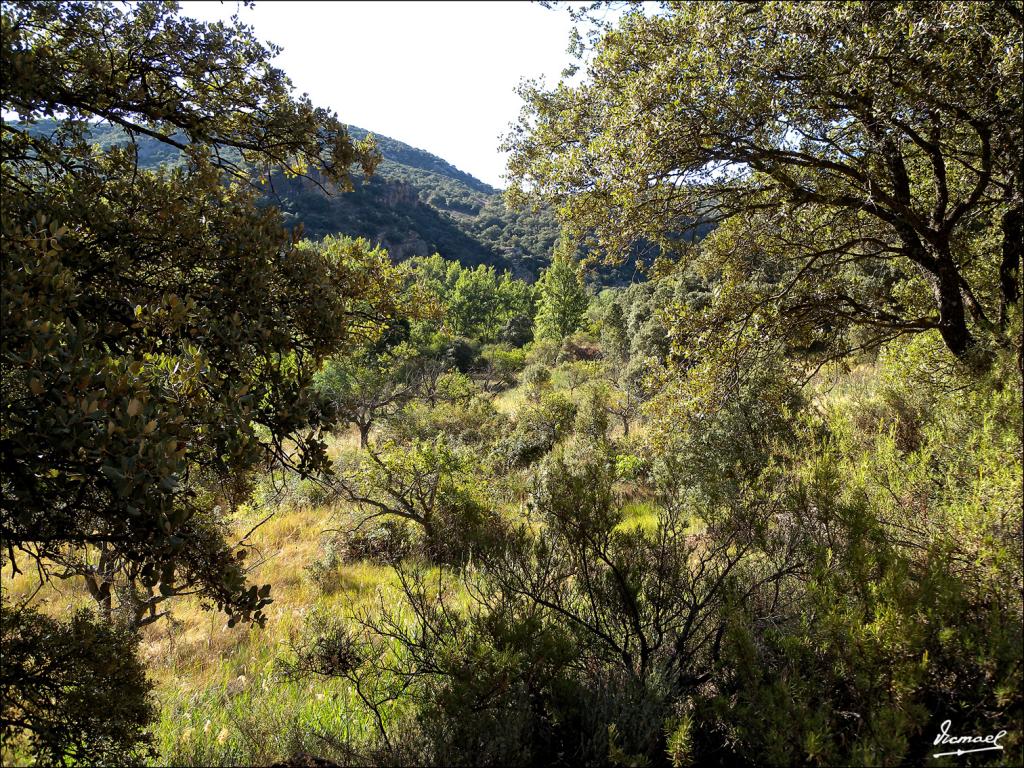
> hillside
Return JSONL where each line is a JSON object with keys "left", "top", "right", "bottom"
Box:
{"left": 5, "top": 4, "right": 1021, "bottom": 768}
{"left": 267, "top": 126, "right": 567, "bottom": 279}
{"left": 20, "top": 119, "right": 564, "bottom": 281}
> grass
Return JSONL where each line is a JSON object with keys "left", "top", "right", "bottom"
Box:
{"left": 3, "top": 368, "right": 662, "bottom": 766}
{"left": 144, "top": 499, "right": 403, "bottom": 766}
{"left": 3, "top": 485, "right": 403, "bottom": 766}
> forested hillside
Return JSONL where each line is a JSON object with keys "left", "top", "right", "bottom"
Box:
{"left": 2, "top": 3, "right": 1021, "bottom": 768}
{"left": 22, "top": 119, "right": 564, "bottom": 280}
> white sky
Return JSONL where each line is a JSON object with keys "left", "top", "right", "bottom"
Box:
{"left": 179, "top": 1, "right": 581, "bottom": 189}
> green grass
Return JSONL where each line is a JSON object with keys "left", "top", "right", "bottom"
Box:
{"left": 4, "top": 491, "right": 407, "bottom": 766}
{"left": 3, "top": 375, "right": 668, "bottom": 766}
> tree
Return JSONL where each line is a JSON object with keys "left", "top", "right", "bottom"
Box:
{"left": 315, "top": 340, "right": 417, "bottom": 450}
{"left": 601, "top": 356, "right": 659, "bottom": 438}
{"left": 0, "top": 606, "right": 155, "bottom": 766}
{"left": 449, "top": 266, "right": 503, "bottom": 339}
{"left": 1, "top": 0, "right": 399, "bottom": 618}
{"left": 1, "top": 5, "right": 401, "bottom": 759}
{"left": 409, "top": 256, "right": 534, "bottom": 343}
{"left": 534, "top": 245, "right": 588, "bottom": 342}
{"left": 600, "top": 301, "right": 630, "bottom": 366}
{"left": 507, "top": 1, "right": 1023, "bottom": 368}
{"left": 335, "top": 437, "right": 502, "bottom": 565}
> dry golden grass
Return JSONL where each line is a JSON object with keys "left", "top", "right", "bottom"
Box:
{"left": 2, "top": 437, "right": 402, "bottom": 765}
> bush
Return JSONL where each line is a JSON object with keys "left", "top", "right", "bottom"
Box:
{"left": 346, "top": 519, "right": 414, "bottom": 565}
{"left": 281, "top": 608, "right": 361, "bottom": 681}
{"left": 538, "top": 391, "right": 578, "bottom": 434}
{"left": 336, "top": 437, "right": 504, "bottom": 567}
{"left": 498, "top": 313, "right": 534, "bottom": 347}
{"left": 424, "top": 489, "right": 509, "bottom": 567}
{"left": 479, "top": 344, "right": 527, "bottom": 391}
{"left": 519, "top": 362, "right": 551, "bottom": 401}
{"left": 524, "top": 339, "right": 560, "bottom": 367}
{"left": 556, "top": 332, "right": 600, "bottom": 364}
{"left": 385, "top": 396, "right": 508, "bottom": 448}
{"left": 555, "top": 359, "right": 600, "bottom": 394}
{"left": 613, "top": 452, "right": 645, "bottom": 481}
{"left": 443, "top": 337, "right": 480, "bottom": 373}
{"left": 0, "top": 606, "right": 156, "bottom": 766}
{"left": 574, "top": 384, "right": 609, "bottom": 441}
{"left": 493, "top": 392, "right": 577, "bottom": 469}
{"left": 305, "top": 535, "right": 346, "bottom": 594}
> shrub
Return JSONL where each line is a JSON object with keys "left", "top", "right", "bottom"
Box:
{"left": 479, "top": 344, "right": 527, "bottom": 391}
{"left": 0, "top": 606, "right": 156, "bottom": 766}
{"left": 305, "top": 538, "right": 346, "bottom": 594}
{"left": 493, "top": 392, "right": 577, "bottom": 469}
{"left": 281, "top": 608, "right": 361, "bottom": 681}
{"left": 385, "top": 396, "right": 508, "bottom": 448}
{"left": 345, "top": 520, "right": 414, "bottom": 565}
{"left": 443, "top": 337, "right": 480, "bottom": 373}
{"left": 498, "top": 313, "right": 534, "bottom": 347}
{"left": 519, "top": 362, "right": 552, "bottom": 401}
{"left": 613, "top": 452, "right": 645, "bottom": 481}
{"left": 424, "top": 489, "right": 509, "bottom": 567}
{"left": 574, "top": 384, "right": 609, "bottom": 441}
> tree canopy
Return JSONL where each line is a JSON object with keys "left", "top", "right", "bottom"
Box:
{"left": 1, "top": 0, "right": 398, "bottom": 624}
{"left": 507, "top": 1, "right": 1023, "bottom": 367}
{"left": 534, "top": 245, "right": 588, "bottom": 342}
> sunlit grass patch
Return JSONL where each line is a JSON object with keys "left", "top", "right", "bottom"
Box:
{"left": 616, "top": 500, "right": 660, "bottom": 534}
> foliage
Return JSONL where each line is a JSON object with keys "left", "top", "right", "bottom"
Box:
{"left": 600, "top": 301, "right": 630, "bottom": 367}
{"left": 1, "top": 0, "right": 404, "bottom": 628}
{"left": 0, "top": 605, "right": 156, "bottom": 766}
{"left": 556, "top": 359, "right": 601, "bottom": 394}
{"left": 573, "top": 383, "right": 610, "bottom": 443}
{"left": 534, "top": 245, "right": 589, "bottom": 342}
{"left": 0, "top": 3, "right": 401, "bottom": 761}
{"left": 685, "top": 341, "right": 1023, "bottom": 766}
{"left": 519, "top": 362, "right": 552, "bottom": 401}
{"left": 492, "top": 391, "right": 577, "bottom": 470}
{"left": 450, "top": 265, "right": 534, "bottom": 340}
{"left": 507, "top": 0, "right": 1023, "bottom": 367}
{"left": 336, "top": 437, "right": 504, "bottom": 566}
{"left": 385, "top": 392, "right": 507, "bottom": 449}
{"left": 403, "top": 254, "right": 535, "bottom": 343}
{"left": 478, "top": 344, "right": 528, "bottom": 392}
{"left": 4, "top": 3, "right": 1021, "bottom": 767}
{"left": 329, "top": 425, "right": 807, "bottom": 766}
{"left": 314, "top": 322, "right": 418, "bottom": 448}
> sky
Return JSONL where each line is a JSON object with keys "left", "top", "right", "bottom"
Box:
{"left": 178, "top": 1, "right": 582, "bottom": 189}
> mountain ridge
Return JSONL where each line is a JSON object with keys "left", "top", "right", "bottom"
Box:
{"left": 18, "top": 119, "right": 642, "bottom": 283}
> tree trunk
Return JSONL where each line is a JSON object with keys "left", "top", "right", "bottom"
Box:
{"left": 901, "top": 228, "right": 991, "bottom": 367}
{"left": 84, "top": 573, "right": 113, "bottom": 624}
{"left": 914, "top": 239, "right": 988, "bottom": 367}
{"left": 358, "top": 421, "right": 371, "bottom": 449}
{"left": 1000, "top": 203, "right": 1022, "bottom": 327}
{"left": 933, "top": 269, "right": 974, "bottom": 358}
{"left": 83, "top": 545, "right": 115, "bottom": 624}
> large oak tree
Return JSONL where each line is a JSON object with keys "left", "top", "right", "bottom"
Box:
{"left": 1, "top": 2, "right": 405, "bottom": 758}
{"left": 1, "top": 1, "right": 395, "bottom": 633}
{"left": 507, "top": 1, "right": 1023, "bottom": 368}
